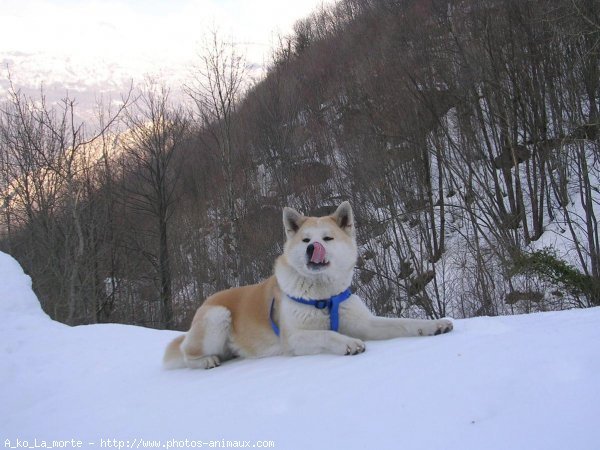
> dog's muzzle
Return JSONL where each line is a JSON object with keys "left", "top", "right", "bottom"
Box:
{"left": 306, "top": 242, "right": 328, "bottom": 269}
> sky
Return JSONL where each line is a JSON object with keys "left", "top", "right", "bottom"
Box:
{"left": 0, "top": 0, "right": 331, "bottom": 94}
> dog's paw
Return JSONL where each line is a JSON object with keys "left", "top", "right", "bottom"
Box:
{"left": 343, "top": 337, "right": 366, "bottom": 356}
{"left": 186, "top": 355, "right": 221, "bottom": 369}
{"left": 433, "top": 319, "right": 453, "bottom": 335}
{"left": 203, "top": 355, "right": 221, "bottom": 369}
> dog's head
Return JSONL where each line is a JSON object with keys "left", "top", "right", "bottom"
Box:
{"left": 281, "top": 201, "right": 358, "bottom": 279}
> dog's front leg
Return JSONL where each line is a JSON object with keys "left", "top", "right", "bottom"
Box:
{"left": 352, "top": 316, "right": 453, "bottom": 340}
{"left": 340, "top": 297, "right": 453, "bottom": 340}
{"left": 286, "top": 330, "right": 365, "bottom": 356}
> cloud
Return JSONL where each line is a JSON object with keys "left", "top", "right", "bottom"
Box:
{"left": 0, "top": 0, "right": 333, "bottom": 93}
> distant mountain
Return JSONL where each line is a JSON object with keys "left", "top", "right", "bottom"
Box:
{"left": 1, "top": 46, "right": 267, "bottom": 123}
{"left": 1, "top": 50, "right": 146, "bottom": 121}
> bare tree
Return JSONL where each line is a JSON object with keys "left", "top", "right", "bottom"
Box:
{"left": 122, "top": 81, "right": 189, "bottom": 329}
{"left": 0, "top": 78, "right": 129, "bottom": 323}
{"left": 185, "top": 30, "right": 247, "bottom": 286}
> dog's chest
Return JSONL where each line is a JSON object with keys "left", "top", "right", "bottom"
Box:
{"left": 282, "top": 299, "right": 330, "bottom": 330}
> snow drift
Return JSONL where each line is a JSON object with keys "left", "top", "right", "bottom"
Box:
{"left": 1, "top": 251, "right": 599, "bottom": 450}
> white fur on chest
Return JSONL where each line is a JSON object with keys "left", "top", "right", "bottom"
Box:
{"left": 280, "top": 295, "right": 331, "bottom": 331}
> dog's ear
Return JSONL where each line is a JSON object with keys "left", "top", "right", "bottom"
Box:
{"left": 283, "top": 207, "right": 306, "bottom": 238}
{"left": 332, "top": 201, "right": 354, "bottom": 236}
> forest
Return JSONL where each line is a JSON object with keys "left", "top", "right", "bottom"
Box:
{"left": 0, "top": 0, "right": 598, "bottom": 329}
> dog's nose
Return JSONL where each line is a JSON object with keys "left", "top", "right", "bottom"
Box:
{"left": 306, "top": 243, "right": 315, "bottom": 258}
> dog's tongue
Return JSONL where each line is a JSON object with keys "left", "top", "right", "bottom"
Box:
{"left": 310, "top": 242, "right": 327, "bottom": 264}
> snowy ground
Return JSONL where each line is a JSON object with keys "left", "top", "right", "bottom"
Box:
{"left": 1, "top": 251, "right": 599, "bottom": 450}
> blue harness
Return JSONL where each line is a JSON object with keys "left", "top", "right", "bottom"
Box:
{"left": 269, "top": 288, "right": 352, "bottom": 336}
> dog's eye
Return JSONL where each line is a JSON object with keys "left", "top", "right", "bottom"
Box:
{"left": 302, "top": 238, "right": 310, "bottom": 243}
{"left": 323, "top": 236, "right": 334, "bottom": 241}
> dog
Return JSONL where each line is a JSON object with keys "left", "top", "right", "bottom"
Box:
{"left": 163, "top": 201, "right": 453, "bottom": 369}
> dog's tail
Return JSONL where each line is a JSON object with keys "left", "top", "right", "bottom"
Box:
{"left": 163, "top": 334, "right": 186, "bottom": 370}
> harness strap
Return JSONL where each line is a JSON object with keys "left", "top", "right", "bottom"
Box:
{"left": 270, "top": 288, "right": 352, "bottom": 337}
{"left": 270, "top": 298, "right": 280, "bottom": 336}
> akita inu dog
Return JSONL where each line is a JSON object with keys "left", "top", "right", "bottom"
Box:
{"left": 163, "top": 202, "right": 453, "bottom": 369}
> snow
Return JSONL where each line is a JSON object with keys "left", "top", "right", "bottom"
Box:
{"left": 1, "top": 250, "right": 599, "bottom": 450}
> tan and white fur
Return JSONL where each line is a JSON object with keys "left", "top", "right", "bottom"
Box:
{"left": 163, "top": 202, "right": 453, "bottom": 369}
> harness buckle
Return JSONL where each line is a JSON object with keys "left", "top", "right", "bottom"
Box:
{"left": 314, "top": 300, "right": 329, "bottom": 309}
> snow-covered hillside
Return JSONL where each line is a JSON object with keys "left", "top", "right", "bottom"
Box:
{"left": 1, "top": 251, "right": 599, "bottom": 450}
